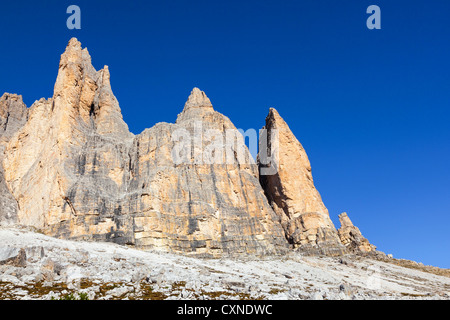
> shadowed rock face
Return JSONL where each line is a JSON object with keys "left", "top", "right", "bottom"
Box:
{"left": 1, "top": 38, "right": 288, "bottom": 257}
{"left": 258, "top": 108, "right": 347, "bottom": 256}
{"left": 0, "top": 94, "right": 29, "bottom": 143}
{"left": 0, "top": 93, "right": 28, "bottom": 226}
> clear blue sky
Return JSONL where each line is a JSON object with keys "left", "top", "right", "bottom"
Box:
{"left": 1, "top": 0, "right": 449, "bottom": 268}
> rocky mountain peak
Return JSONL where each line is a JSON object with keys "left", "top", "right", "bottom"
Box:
{"left": 264, "top": 108, "right": 294, "bottom": 136}
{"left": 0, "top": 92, "right": 24, "bottom": 104}
{"left": 0, "top": 39, "right": 377, "bottom": 259}
{"left": 57, "top": 37, "right": 95, "bottom": 78}
{"left": 68, "top": 36, "right": 82, "bottom": 48}
{"left": 54, "top": 38, "right": 113, "bottom": 99}
{"left": 338, "top": 212, "right": 354, "bottom": 228}
{"left": 184, "top": 87, "right": 213, "bottom": 109}
{"left": 267, "top": 107, "right": 281, "bottom": 121}
{"left": 51, "top": 38, "right": 131, "bottom": 140}
{"left": 259, "top": 108, "right": 346, "bottom": 256}
{"left": 176, "top": 87, "right": 215, "bottom": 123}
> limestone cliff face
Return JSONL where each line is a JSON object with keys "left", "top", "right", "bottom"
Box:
{"left": 258, "top": 108, "right": 346, "bottom": 256}
{"left": 126, "top": 88, "right": 288, "bottom": 255}
{"left": 3, "top": 38, "right": 133, "bottom": 235}
{"left": 338, "top": 212, "right": 376, "bottom": 253}
{"left": 1, "top": 38, "right": 287, "bottom": 257}
{"left": 0, "top": 38, "right": 375, "bottom": 257}
{"left": 0, "top": 94, "right": 28, "bottom": 226}
{"left": 0, "top": 94, "right": 28, "bottom": 144}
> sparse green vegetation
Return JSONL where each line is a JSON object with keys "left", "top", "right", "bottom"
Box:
{"left": 51, "top": 292, "right": 89, "bottom": 300}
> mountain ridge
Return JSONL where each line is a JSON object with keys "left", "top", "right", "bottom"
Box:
{"left": 0, "top": 38, "right": 375, "bottom": 259}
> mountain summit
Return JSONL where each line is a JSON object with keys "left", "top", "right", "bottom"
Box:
{"left": 0, "top": 38, "right": 375, "bottom": 257}
{"left": 184, "top": 87, "right": 213, "bottom": 110}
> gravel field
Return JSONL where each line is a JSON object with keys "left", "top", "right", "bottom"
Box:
{"left": 1, "top": 227, "right": 449, "bottom": 300}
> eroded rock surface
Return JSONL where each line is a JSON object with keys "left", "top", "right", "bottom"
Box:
{"left": 258, "top": 108, "right": 346, "bottom": 256}
{"left": 127, "top": 88, "right": 288, "bottom": 255}
{"left": 2, "top": 38, "right": 287, "bottom": 257}
{"left": 0, "top": 38, "right": 377, "bottom": 258}
{"left": 0, "top": 93, "right": 28, "bottom": 226}
{"left": 338, "top": 212, "right": 376, "bottom": 253}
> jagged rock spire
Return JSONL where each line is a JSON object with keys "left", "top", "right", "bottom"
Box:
{"left": 1, "top": 39, "right": 288, "bottom": 256}
{"left": 338, "top": 212, "right": 376, "bottom": 253}
{"left": 259, "top": 107, "right": 346, "bottom": 256}
{"left": 176, "top": 87, "right": 215, "bottom": 123}
{"left": 184, "top": 87, "right": 213, "bottom": 109}
{"left": 52, "top": 38, "right": 132, "bottom": 139}
{"left": 2, "top": 38, "right": 361, "bottom": 257}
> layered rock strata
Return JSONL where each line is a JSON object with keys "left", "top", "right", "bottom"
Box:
{"left": 1, "top": 38, "right": 288, "bottom": 257}
{"left": 0, "top": 38, "right": 376, "bottom": 257}
{"left": 258, "top": 108, "right": 346, "bottom": 256}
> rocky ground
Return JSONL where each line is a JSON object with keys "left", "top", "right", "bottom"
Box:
{"left": 0, "top": 226, "right": 449, "bottom": 300}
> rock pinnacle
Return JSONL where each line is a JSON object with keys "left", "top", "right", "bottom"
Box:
{"left": 184, "top": 87, "right": 213, "bottom": 110}
{"left": 176, "top": 87, "right": 215, "bottom": 123}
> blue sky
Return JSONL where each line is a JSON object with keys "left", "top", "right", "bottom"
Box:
{"left": 1, "top": 0, "right": 449, "bottom": 267}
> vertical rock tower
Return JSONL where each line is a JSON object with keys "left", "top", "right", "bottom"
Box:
{"left": 259, "top": 108, "right": 346, "bottom": 256}
{"left": 1, "top": 38, "right": 288, "bottom": 257}
{"left": 0, "top": 38, "right": 376, "bottom": 257}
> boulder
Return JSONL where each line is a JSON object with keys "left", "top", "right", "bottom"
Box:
{"left": 0, "top": 247, "right": 27, "bottom": 267}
